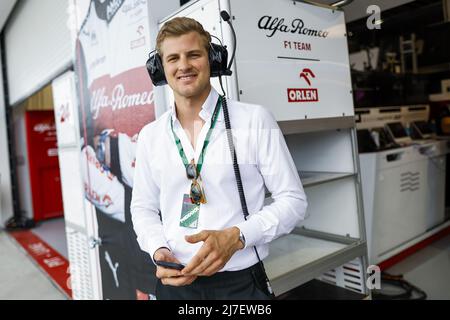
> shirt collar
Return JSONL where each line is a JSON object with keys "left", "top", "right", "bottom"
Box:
{"left": 170, "top": 87, "right": 219, "bottom": 124}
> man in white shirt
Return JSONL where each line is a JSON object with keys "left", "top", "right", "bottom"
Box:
{"left": 131, "top": 17, "right": 307, "bottom": 299}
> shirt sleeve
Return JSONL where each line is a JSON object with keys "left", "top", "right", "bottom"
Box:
{"left": 130, "top": 126, "right": 169, "bottom": 262}
{"left": 235, "top": 105, "right": 308, "bottom": 248}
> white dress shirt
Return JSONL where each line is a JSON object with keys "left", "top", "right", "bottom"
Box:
{"left": 131, "top": 88, "right": 307, "bottom": 272}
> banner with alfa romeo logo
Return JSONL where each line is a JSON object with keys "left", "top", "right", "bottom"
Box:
{"left": 230, "top": 0, "right": 354, "bottom": 122}
{"left": 74, "top": 0, "right": 157, "bottom": 300}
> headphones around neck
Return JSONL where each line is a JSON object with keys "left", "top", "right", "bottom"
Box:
{"left": 146, "top": 40, "right": 231, "bottom": 87}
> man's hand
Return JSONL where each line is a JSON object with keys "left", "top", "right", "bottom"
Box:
{"left": 182, "top": 227, "right": 244, "bottom": 277}
{"left": 153, "top": 247, "right": 197, "bottom": 286}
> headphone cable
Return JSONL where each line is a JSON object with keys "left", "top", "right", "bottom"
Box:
{"left": 219, "top": 75, "right": 275, "bottom": 298}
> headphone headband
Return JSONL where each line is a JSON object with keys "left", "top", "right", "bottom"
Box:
{"left": 146, "top": 40, "right": 231, "bottom": 86}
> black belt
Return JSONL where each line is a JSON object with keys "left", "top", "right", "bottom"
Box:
{"left": 191, "top": 264, "right": 258, "bottom": 288}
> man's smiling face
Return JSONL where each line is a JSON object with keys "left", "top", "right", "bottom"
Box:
{"left": 160, "top": 31, "right": 211, "bottom": 100}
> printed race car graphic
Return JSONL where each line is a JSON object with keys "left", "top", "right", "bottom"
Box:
{"left": 81, "top": 145, "right": 125, "bottom": 222}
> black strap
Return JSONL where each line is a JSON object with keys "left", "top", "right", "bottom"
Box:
{"left": 219, "top": 92, "right": 275, "bottom": 299}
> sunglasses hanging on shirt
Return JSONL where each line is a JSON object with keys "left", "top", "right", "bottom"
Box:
{"left": 170, "top": 97, "right": 222, "bottom": 205}
{"left": 186, "top": 159, "right": 206, "bottom": 205}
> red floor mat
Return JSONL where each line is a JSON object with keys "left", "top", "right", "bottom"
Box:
{"left": 9, "top": 230, "right": 72, "bottom": 298}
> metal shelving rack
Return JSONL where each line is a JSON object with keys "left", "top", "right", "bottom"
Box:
{"left": 263, "top": 124, "right": 369, "bottom": 296}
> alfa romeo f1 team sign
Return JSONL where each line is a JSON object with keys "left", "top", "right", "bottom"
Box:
{"left": 231, "top": 0, "right": 354, "bottom": 121}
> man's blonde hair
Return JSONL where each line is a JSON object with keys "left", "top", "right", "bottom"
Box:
{"left": 156, "top": 17, "right": 211, "bottom": 57}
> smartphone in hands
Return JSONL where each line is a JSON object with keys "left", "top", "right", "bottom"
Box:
{"left": 155, "top": 260, "right": 185, "bottom": 271}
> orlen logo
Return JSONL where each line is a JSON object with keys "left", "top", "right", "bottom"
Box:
{"left": 287, "top": 68, "right": 319, "bottom": 102}
{"left": 300, "top": 68, "right": 315, "bottom": 86}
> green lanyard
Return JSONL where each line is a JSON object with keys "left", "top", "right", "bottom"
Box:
{"left": 170, "top": 97, "right": 222, "bottom": 174}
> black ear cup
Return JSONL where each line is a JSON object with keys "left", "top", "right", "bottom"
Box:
{"left": 209, "top": 43, "right": 232, "bottom": 77}
{"left": 146, "top": 51, "right": 168, "bottom": 86}
{"left": 146, "top": 42, "right": 231, "bottom": 87}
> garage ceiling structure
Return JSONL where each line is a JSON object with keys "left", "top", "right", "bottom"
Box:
{"left": 0, "top": 0, "right": 419, "bottom": 32}
{"left": 299, "top": 0, "right": 416, "bottom": 22}
{"left": 178, "top": 0, "right": 417, "bottom": 23}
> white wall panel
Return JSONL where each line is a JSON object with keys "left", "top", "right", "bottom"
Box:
{"left": 5, "top": 0, "right": 72, "bottom": 105}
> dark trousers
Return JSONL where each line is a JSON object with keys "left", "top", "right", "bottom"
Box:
{"left": 156, "top": 264, "right": 271, "bottom": 300}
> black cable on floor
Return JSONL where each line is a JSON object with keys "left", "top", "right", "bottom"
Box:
{"left": 372, "top": 272, "right": 427, "bottom": 300}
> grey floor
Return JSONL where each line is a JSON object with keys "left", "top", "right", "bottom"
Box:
{"left": 385, "top": 233, "right": 450, "bottom": 300}
{"left": 0, "top": 230, "right": 67, "bottom": 300}
{"left": 32, "top": 218, "right": 68, "bottom": 259}
{"left": 1, "top": 219, "right": 449, "bottom": 299}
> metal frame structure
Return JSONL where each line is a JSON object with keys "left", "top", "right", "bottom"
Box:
{"left": 264, "top": 125, "right": 370, "bottom": 297}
